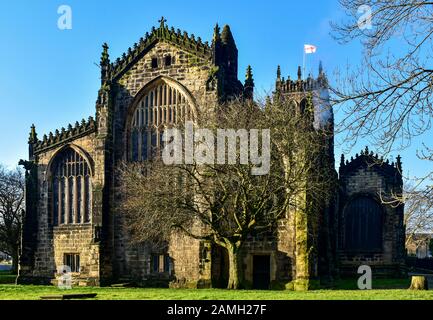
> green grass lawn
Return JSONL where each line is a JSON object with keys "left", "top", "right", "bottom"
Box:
{"left": 0, "top": 272, "right": 432, "bottom": 300}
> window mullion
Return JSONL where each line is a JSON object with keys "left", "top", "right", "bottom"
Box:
{"left": 73, "top": 176, "right": 78, "bottom": 224}
{"left": 65, "top": 176, "right": 69, "bottom": 224}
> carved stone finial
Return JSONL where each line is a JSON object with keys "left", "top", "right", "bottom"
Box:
{"left": 244, "top": 65, "right": 254, "bottom": 99}
{"left": 396, "top": 155, "right": 402, "bottom": 171}
{"left": 158, "top": 16, "right": 167, "bottom": 28}
{"left": 276, "top": 65, "right": 281, "bottom": 80}
{"left": 29, "top": 124, "right": 37, "bottom": 144}
{"left": 100, "top": 43, "right": 110, "bottom": 87}
{"left": 245, "top": 65, "right": 254, "bottom": 83}
{"left": 297, "top": 66, "right": 302, "bottom": 80}
{"left": 213, "top": 23, "right": 221, "bottom": 42}
{"left": 101, "top": 43, "right": 109, "bottom": 62}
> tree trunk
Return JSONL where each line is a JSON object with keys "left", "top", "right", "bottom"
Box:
{"left": 409, "top": 276, "right": 427, "bottom": 290}
{"left": 11, "top": 249, "right": 18, "bottom": 275}
{"left": 226, "top": 244, "right": 241, "bottom": 289}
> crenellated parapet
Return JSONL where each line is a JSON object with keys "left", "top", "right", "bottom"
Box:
{"left": 275, "top": 64, "right": 328, "bottom": 94}
{"left": 339, "top": 146, "right": 402, "bottom": 178}
{"left": 31, "top": 117, "right": 96, "bottom": 154}
{"left": 109, "top": 17, "right": 212, "bottom": 81}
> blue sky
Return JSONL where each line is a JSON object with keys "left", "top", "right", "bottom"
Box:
{"left": 0, "top": 0, "right": 431, "bottom": 181}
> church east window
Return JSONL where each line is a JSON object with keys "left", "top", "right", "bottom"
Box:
{"left": 344, "top": 196, "right": 382, "bottom": 251}
{"left": 129, "top": 79, "right": 193, "bottom": 161}
{"left": 51, "top": 147, "right": 92, "bottom": 225}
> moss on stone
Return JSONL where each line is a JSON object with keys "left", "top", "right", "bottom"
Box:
{"left": 293, "top": 278, "right": 320, "bottom": 291}
{"left": 285, "top": 281, "right": 295, "bottom": 291}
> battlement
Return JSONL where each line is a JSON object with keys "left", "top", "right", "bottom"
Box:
{"left": 339, "top": 146, "right": 402, "bottom": 177}
{"left": 275, "top": 64, "right": 327, "bottom": 94}
{"left": 30, "top": 117, "right": 96, "bottom": 155}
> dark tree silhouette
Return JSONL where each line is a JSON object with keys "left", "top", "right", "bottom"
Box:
{"left": 0, "top": 166, "right": 24, "bottom": 274}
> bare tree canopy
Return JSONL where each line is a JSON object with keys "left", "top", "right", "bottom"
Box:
{"left": 0, "top": 165, "right": 24, "bottom": 273}
{"left": 332, "top": 0, "right": 433, "bottom": 153}
{"left": 118, "top": 97, "right": 333, "bottom": 289}
{"left": 331, "top": 0, "right": 433, "bottom": 237}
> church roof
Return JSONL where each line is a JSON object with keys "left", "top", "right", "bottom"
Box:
{"left": 110, "top": 17, "right": 213, "bottom": 81}
{"left": 339, "top": 146, "right": 402, "bottom": 177}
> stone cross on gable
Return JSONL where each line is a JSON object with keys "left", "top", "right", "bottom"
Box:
{"left": 159, "top": 16, "right": 167, "bottom": 28}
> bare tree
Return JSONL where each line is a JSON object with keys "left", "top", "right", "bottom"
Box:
{"left": 0, "top": 166, "right": 24, "bottom": 273}
{"left": 331, "top": 0, "right": 433, "bottom": 233}
{"left": 380, "top": 182, "right": 433, "bottom": 246}
{"left": 118, "top": 97, "right": 333, "bottom": 289}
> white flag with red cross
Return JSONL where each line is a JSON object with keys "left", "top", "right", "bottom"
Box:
{"left": 304, "top": 44, "right": 317, "bottom": 54}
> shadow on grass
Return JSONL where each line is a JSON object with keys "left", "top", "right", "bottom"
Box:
{"left": 332, "top": 278, "right": 410, "bottom": 290}
{"left": 0, "top": 271, "right": 16, "bottom": 285}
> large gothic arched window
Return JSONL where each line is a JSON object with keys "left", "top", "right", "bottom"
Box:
{"left": 129, "top": 79, "right": 194, "bottom": 161}
{"left": 51, "top": 147, "right": 92, "bottom": 225}
{"left": 344, "top": 196, "right": 383, "bottom": 251}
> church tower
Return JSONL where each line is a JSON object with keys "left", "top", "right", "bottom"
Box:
{"left": 272, "top": 63, "right": 337, "bottom": 288}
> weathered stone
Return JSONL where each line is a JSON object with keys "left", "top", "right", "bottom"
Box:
{"left": 18, "top": 20, "right": 405, "bottom": 290}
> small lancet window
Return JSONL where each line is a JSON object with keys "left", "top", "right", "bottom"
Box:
{"left": 151, "top": 57, "right": 158, "bottom": 68}
{"left": 165, "top": 55, "right": 172, "bottom": 66}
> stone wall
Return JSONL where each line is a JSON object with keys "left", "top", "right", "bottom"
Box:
{"left": 110, "top": 41, "right": 219, "bottom": 287}
{"left": 338, "top": 153, "right": 405, "bottom": 277}
{"left": 52, "top": 224, "right": 99, "bottom": 286}
{"left": 19, "top": 21, "right": 407, "bottom": 289}
{"left": 18, "top": 131, "right": 107, "bottom": 285}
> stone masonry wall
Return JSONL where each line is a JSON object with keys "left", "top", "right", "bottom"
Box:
{"left": 26, "top": 131, "right": 106, "bottom": 285}
{"left": 338, "top": 163, "right": 405, "bottom": 277}
{"left": 53, "top": 225, "right": 99, "bottom": 286}
{"left": 111, "top": 41, "right": 218, "bottom": 286}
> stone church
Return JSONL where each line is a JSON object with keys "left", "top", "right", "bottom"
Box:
{"left": 18, "top": 18, "right": 406, "bottom": 289}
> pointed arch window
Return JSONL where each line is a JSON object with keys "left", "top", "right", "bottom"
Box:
{"left": 129, "top": 79, "right": 194, "bottom": 161}
{"left": 51, "top": 147, "right": 92, "bottom": 225}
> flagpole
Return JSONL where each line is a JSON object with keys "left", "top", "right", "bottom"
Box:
{"left": 302, "top": 47, "right": 306, "bottom": 81}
